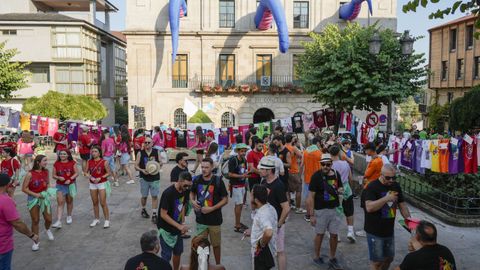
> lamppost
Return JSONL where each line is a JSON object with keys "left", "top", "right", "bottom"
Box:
{"left": 369, "top": 30, "right": 414, "bottom": 133}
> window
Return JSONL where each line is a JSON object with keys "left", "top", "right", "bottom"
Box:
{"left": 447, "top": 92, "right": 454, "bottom": 104}
{"left": 1, "top": 30, "right": 17, "bottom": 35}
{"left": 256, "top": 54, "right": 272, "bottom": 89}
{"left": 441, "top": 61, "right": 448, "bottom": 81}
{"left": 293, "top": 2, "right": 309, "bottom": 29}
{"left": 221, "top": 112, "right": 235, "bottom": 128}
{"left": 114, "top": 45, "right": 127, "bottom": 97}
{"left": 466, "top": 25, "right": 474, "bottom": 49}
{"left": 172, "top": 54, "right": 188, "bottom": 88}
{"left": 474, "top": 57, "right": 480, "bottom": 79}
{"left": 28, "top": 64, "right": 50, "bottom": 83}
{"left": 174, "top": 108, "right": 187, "bottom": 129}
{"left": 450, "top": 29, "right": 457, "bottom": 51}
{"left": 55, "top": 64, "right": 85, "bottom": 95}
{"left": 219, "top": 54, "right": 235, "bottom": 87}
{"left": 457, "top": 59, "right": 464, "bottom": 79}
{"left": 219, "top": 0, "right": 235, "bottom": 28}
{"left": 52, "top": 27, "right": 82, "bottom": 59}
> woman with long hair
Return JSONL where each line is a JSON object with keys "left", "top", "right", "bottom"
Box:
{"left": 21, "top": 155, "right": 53, "bottom": 251}
{"left": 101, "top": 129, "right": 118, "bottom": 186}
{"left": 180, "top": 236, "right": 225, "bottom": 270}
{"left": 51, "top": 150, "right": 79, "bottom": 228}
{"left": 86, "top": 145, "right": 111, "bottom": 228}
{"left": 152, "top": 126, "right": 165, "bottom": 151}
{"left": 1, "top": 147, "right": 21, "bottom": 197}
{"left": 17, "top": 130, "right": 35, "bottom": 171}
{"left": 189, "top": 126, "right": 208, "bottom": 174}
{"left": 119, "top": 126, "right": 135, "bottom": 184}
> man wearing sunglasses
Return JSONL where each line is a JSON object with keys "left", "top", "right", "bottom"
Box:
{"left": 364, "top": 163, "right": 411, "bottom": 270}
{"left": 307, "top": 154, "right": 344, "bottom": 269}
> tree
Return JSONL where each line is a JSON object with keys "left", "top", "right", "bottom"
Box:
{"left": 188, "top": 110, "right": 213, "bottom": 123}
{"left": 427, "top": 103, "right": 449, "bottom": 133}
{"left": 449, "top": 85, "right": 480, "bottom": 131}
{"left": 115, "top": 102, "right": 128, "bottom": 125}
{"left": 397, "top": 96, "right": 421, "bottom": 131}
{"left": 0, "top": 42, "right": 29, "bottom": 101}
{"left": 23, "top": 91, "right": 108, "bottom": 121}
{"left": 297, "top": 23, "right": 427, "bottom": 132}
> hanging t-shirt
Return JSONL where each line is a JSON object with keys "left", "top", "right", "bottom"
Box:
{"left": 346, "top": 113, "right": 352, "bottom": 131}
{"left": 30, "top": 115, "right": 39, "bottom": 131}
{"left": 176, "top": 130, "right": 187, "bottom": 148}
{"left": 368, "top": 127, "right": 376, "bottom": 142}
{"left": 67, "top": 122, "right": 79, "bottom": 142}
{"left": 238, "top": 125, "right": 249, "bottom": 143}
{"left": 280, "top": 118, "right": 293, "bottom": 133}
{"left": 164, "top": 129, "right": 177, "bottom": 149}
{"left": 361, "top": 123, "right": 369, "bottom": 145}
{"left": 292, "top": 115, "right": 304, "bottom": 133}
{"left": 477, "top": 135, "right": 480, "bottom": 166}
{"left": 324, "top": 108, "right": 336, "bottom": 127}
{"left": 429, "top": 140, "right": 440, "bottom": 172}
{"left": 20, "top": 113, "right": 31, "bottom": 131}
{"left": 438, "top": 139, "right": 450, "bottom": 173}
{"left": 186, "top": 130, "right": 196, "bottom": 148}
{"left": 0, "top": 107, "right": 9, "bottom": 126}
{"left": 414, "top": 140, "right": 424, "bottom": 174}
{"left": 313, "top": 110, "right": 327, "bottom": 129}
{"left": 218, "top": 131, "right": 229, "bottom": 147}
{"left": 271, "top": 120, "right": 281, "bottom": 133}
{"left": 420, "top": 140, "right": 432, "bottom": 169}
{"left": 302, "top": 113, "right": 317, "bottom": 131}
{"left": 401, "top": 140, "right": 414, "bottom": 169}
{"left": 448, "top": 137, "right": 463, "bottom": 174}
{"left": 356, "top": 121, "right": 363, "bottom": 146}
{"left": 37, "top": 117, "right": 49, "bottom": 135}
{"left": 463, "top": 135, "right": 478, "bottom": 174}
{"left": 8, "top": 110, "right": 20, "bottom": 129}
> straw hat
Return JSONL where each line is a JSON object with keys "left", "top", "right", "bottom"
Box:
{"left": 145, "top": 161, "right": 161, "bottom": 175}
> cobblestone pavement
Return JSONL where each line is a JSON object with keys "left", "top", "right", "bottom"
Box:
{"left": 10, "top": 153, "right": 480, "bottom": 270}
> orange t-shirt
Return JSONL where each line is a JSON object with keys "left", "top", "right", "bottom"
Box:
{"left": 439, "top": 139, "right": 450, "bottom": 173}
{"left": 286, "top": 144, "right": 299, "bottom": 174}
{"left": 364, "top": 156, "right": 383, "bottom": 187}
{"left": 303, "top": 149, "right": 322, "bottom": 184}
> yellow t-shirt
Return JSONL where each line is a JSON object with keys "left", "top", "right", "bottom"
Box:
{"left": 20, "top": 113, "right": 31, "bottom": 131}
{"left": 429, "top": 140, "right": 440, "bottom": 172}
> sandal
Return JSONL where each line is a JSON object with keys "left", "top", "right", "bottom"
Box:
{"left": 234, "top": 226, "right": 246, "bottom": 233}
{"left": 240, "top": 223, "right": 249, "bottom": 229}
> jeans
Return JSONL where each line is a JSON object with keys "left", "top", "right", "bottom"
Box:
{"left": 0, "top": 249, "right": 13, "bottom": 270}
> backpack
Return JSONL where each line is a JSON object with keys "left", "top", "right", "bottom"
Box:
{"left": 221, "top": 155, "right": 237, "bottom": 180}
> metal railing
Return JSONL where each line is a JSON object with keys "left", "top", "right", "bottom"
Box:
{"left": 189, "top": 75, "right": 302, "bottom": 91}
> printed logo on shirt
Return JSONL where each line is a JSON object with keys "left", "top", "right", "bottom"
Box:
{"left": 380, "top": 191, "right": 397, "bottom": 218}
{"left": 135, "top": 262, "right": 147, "bottom": 270}
{"left": 197, "top": 184, "right": 214, "bottom": 207}
{"left": 439, "top": 257, "right": 454, "bottom": 270}
{"left": 323, "top": 179, "right": 338, "bottom": 201}
{"left": 173, "top": 195, "right": 185, "bottom": 222}
{"left": 466, "top": 144, "right": 474, "bottom": 160}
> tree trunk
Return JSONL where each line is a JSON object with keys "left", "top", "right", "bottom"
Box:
{"left": 387, "top": 97, "right": 393, "bottom": 134}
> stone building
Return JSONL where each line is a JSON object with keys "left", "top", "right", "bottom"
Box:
{"left": 125, "top": 0, "right": 397, "bottom": 129}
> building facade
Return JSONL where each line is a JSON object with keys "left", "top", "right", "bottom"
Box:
{"left": 429, "top": 15, "right": 479, "bottom": 106}
{"left": 125, "top": 0, "right": 397, "bottom": 129}
{"left": 0, "top": 0, "right": 127, "bottom": 125}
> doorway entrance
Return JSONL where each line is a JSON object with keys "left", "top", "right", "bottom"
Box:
{"left": 253, "top": 108, "right": 275, "bottom": 124}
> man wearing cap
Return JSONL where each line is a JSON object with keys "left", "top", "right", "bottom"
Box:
{"left": 259, "top": 156, "right": 290, "bottom": 270}
{"left": 228, "top": 143, "right": 250, "bottom": 233}
{"left": 135, "top": 137, "right": 161, "bottom": 224}
{"left": 0, "top": 173, "right": 39, "bottom": 269}
{"left": 307, "top": 153, "right": 344, "bottom": 269}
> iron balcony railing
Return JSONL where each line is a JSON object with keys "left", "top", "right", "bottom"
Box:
{"left": 188, "top": 75, "right": 302, "bottom": 91}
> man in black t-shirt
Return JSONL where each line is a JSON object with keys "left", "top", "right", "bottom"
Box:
{"left": 259, "top": 156, "right": 290, "bottom": 270}
{"left": 124, "top": 230, "right": 172, "bottom": 270}
{"left": 190, "top": 158, "right": 228, "bottom": 265}
{"left": 396, "top": 220, "right": 456, "bottom": 270}
{"left": 272, "top": 135, "right": 291, "bottom": 193}
{"left": 307, "top": 154, "right": 344, "bottom": 269}
{"left": 157, "top": 172, "right": 192, "bottom": 270}
{"left": 364, "top": 163, "right": 411, "bottom": 270}
{"left": 170, "top": 152, "right": 189, "bottom": 182}
{"left": 227, "top": 143, "right": 249, "bottom": 233}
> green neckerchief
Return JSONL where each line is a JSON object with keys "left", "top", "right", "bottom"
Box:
{"left": 57, "top": 130, "right": 66, "bottom": 134}
{"left": 105, "top": 181, "right": 111, "bottom": 197}
{"left": 196, "top": 223, "right": 209, "bottom": 236}
{"left": 27, "top": 187, "right": 57, "bottom": 214}
{"left": 306, "top": 145, "right": 320, "bottom": 153}
{"left": 68, "top": 183, "right": 77, "bottom": 198}
{"left": 159, "top": 229, "right": 178, "bottom": 248}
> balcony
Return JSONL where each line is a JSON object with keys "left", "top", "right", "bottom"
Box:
{"left": 189, "top": 75, "right": 303, "bottom": 94}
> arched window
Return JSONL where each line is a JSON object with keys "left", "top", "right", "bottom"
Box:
{"left": 221, "top": 112, "right": 235, "bottom": 128}
{"left": 174, "top": 108, "right": 187, "bottom": 129}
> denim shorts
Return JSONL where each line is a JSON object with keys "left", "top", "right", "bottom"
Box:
{"left": 56, "top": 183, "right": 75, "bottom": 196}
{"left": 103, "top": 156, "right": 116, "bottom": 172}
{"left": 0, "top": 249, "right": 13, "bottom": 270}
{"left": 160, "top": 234, "right": 183, "bottom": 261}
{"left": 140, "top": 178, "right": 160, "bottom": 197}
{"left": 120, "top": 153, "right": 130, "bottom": 165}
{"left": 367, "top": 233, "right": 395, "bottom": 262}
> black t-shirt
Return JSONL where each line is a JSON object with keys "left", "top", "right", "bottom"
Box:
{"left": 192, "top": 175, "right": 228, "bottom": 226}
{"left": 124, "top": 252, "right": 172, "bottom": 270}
{"left": 364, "top": 179, "right": 405, "bottom": 237}
{"left": 309, "top": 170, "right": 343, "bottom": 210}
{"left": 278, "top": 147, "right": 290, "bottom": 178}
{"left": 138, "top": 149, "right": 160, "bottom": 182}
{"left": 170, "top": 165, "right": 189, "bottom": 182}
{"left": 176, "top": 130, "right": 187, "bottom": 148}
{"left": 157, "top": 185, "right": 189, "bottom": 235}
{"left": 261, "top": 178, "right": 288, "bottom": 221}
{"left": 399, "top": 244, "right": 456, "bottom": 270}
{"left": 228, "top": 156, "right": 247, "bottom": 185}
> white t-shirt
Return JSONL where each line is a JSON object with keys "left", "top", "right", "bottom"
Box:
{"left": 332, "top": 160, "right": 350, "bottom": 185}
{"left": 0, "top": 107, "right": 9, "bottom": 126}
{"left": 421, "top": 140, "right": 432, "bottom": 169}
{"left": 267, "top": 155, "right": 285, "bottom": 178}
{"left": 251, "top": 204, "right": 278, "bottom": 258}
{"left": 380, "top": 155, "right": 390, "bottom": 165}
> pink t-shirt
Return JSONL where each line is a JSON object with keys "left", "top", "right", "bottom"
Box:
{"left": 152, "top": 132, "right": 164, "bottom": 148}
{"left": 0, "top": 193, "right": 20, "bottom": 253}
{"left": 17, "top": 139, "right": 34, "bottom": 155}
{"left": 101, "top": 137, "right": 116, "bottom": 157}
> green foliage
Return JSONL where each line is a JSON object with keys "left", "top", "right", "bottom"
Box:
{"left": 23, "top": 91, "right": 107, "bottom": 121}
{"left": 449, "top": 85, "right": 480, "bottom": 131}
{"left": 187, "top": 110, "right": 213, "bottom": 123}
{"left": 0, "top": 42, "right": 29, "bottom": 101}
{"left": 297, "top": 23, "right": 427, "bottom": 117}
{"left": 115, "top": 103, "right": 128, "bottom": 125}
{"left": 427, "top": 103, "right": 449, "bottom": 133}
{"left": 398, "top": 96, "right": 422, "bottom": 131}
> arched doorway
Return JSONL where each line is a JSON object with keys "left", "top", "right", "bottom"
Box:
{"left": 253, "top": 108, "right": 275, "bottom": 124}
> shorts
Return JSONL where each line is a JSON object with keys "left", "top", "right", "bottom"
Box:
{"left": 288, "top": 173, "right": 302, "bottom": 192}
{"left": 197, "top": 225, "right": 221, "bottom": 248}
{"left": 103, "top": 156, "right": 116, "bottom": 172}
{"left": 19, "top": 153, "right": 33, "bottom": 158}
{"left": 56, "top": 183, "right": 76, "bottom": 196}
{"left": 80, "top": 153, "right": 91, "bottom": 161}
{"left": 120, "top": 153, "right": 130, "bottom": 165}
{"left": 248, "top": 178, "right": 260, "bottom": 191}
{"left": 277, "top": 224, "right": 285, "bottom": 253}
{"left": 232, "top": 186, "right": 246, "bottom": 205}
{"left": 89, "top": 182, "right": 106, "bottom": 190}
{"left": 0, "top": 249, "right": 13, "bottom": 270}
{"left": 367, "top": 233, "right": 395, "bottom": 262}
{"left": 196, "top": 149, "right": 205, "bottom": 155}
{"left": 160, "top": 234, "right": 183, "bottom": 261}
{"left": 342, "top": 196, "right": 354, "bottom": 217}
{"left": 314, "top": 208, "right": 341, "bottom": 235}
{"left": 140, "top": 178, "right": 160, "bottom": 197}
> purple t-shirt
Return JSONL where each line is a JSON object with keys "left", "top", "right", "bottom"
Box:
{"left": 414, "top": 141, "right": 425, "bottom": 174}
{"left": 401, "top": 140, "right": 414, "bottom": 169}
{"left": 449, "top": 138, "right": 463, "bottom": 174}
{"left": 0, "top": 193, "right": 20, "bottom": 254}
{"left": 218, "top": 133, "right": 229, "bottom": 147}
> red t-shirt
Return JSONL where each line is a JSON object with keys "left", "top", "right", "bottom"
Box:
{"left": 133, "top": 136, "right": 145, "bottom": 150}
{"left": 28, "top": 170, "right": 49, "bottom": 193}
{"left": 0, "top": 158, "right": 20, "bottom": 177}
{"left": 78, "top": 134, "right": 93, "bottom": 155}
{"left": 361, "top": 124, "right": 369, "bottom": 145}
{"left": 53, "top": 132, "right": 68, "bottom": 152}
{"left": 246, "top": 150, "right": 264, "bottom": 179}
{"left": 463, "top": 136, "right": 478, "bottom": 174}
{"left": 54, "top": 160, "right": 77, "bottom": 185}
{"left": 164, "top": 130, "right": 177, "bottom": 149}
{"left": 88, "top": 159, "right": 107, "bottom": 184}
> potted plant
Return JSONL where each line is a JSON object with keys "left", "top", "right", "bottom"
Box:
{"left": 294, "top": 87, "right": 304, "bottom": 94}
{"left": 240, "top": 84, "right": 250, "bottom": 93}
{"left": 214, "top": 85, "right": 223, "bottom": 93}
{"left": 270, "top": 85, "right": 280, "bottom": 93}
{"left": 251, "top": 84, "right": 259, "bottom": 93}
{"left": 202, "top": 84, "right": 212, "bottom": 93}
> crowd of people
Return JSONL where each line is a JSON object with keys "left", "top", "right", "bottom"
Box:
{"left": 0, "top": 122, "right": 458, "bottom": 270}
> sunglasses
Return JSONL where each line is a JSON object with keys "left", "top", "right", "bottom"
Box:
{"left": 384, "top": 176, "right": 397, "bottom": 181}
{"left": 321, "top": 163, "right": 332, "bottom": 167}
{"left": 144, "top": 142, "right": 152, "bottom": 144}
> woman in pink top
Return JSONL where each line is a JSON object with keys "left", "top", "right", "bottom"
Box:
{"left": 152, "top": 126, "right": 165, "bottom": 150}
{"left": 101, "top": 130, "right": 118, "bottom": 186}
{"left": 189, "top": 126, "right": 209, "bottom": 174}
{"left": 16, "top": 130, "right": 35, "bottom": 171}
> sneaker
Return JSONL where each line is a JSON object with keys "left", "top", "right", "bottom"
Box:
{"left": 113, "top": 181, "right": 120, "bottom": 187}
{"left": 313, "top": 257, "right": 324, "bottom": 266}
{"left": 141, "top": 209, "right": 150, "bottom": 218}
{"left": 328, "top": 258, "right": 343, "bottom": 270}
{"left": 295, "top": 208, "right": 307, "bottom": 214}
{"left": 32, "top": 242, "right": 40, "bottom": 251}
{"left": 66, "top": 216, "right": 73, "bottom": 224}
{"left": 103, "top": 220, "right": 110, "bottom": 228}
{"left": 304, "top": 215, "right": 311, "bottom": 222}
{"left": 90, "top": 219, "right": 100, "bottom": 228}
{"left": 180, "top": 234, "right": 191, "bottom": 239}
{"left": 46, "top": 229, "right": 54, "bottom": 241}
{"left": 126, "top": 179, "right": 135, "bottom": 184}
{"left": 291, "top": 205, "right": 297, "bottom": 211}
{"left": 355, "top": 230, "right": 367, "bottom": 237}
{"left": 347, "top": 231, "right": 356, "bottom": 243}
{"left": 52, "top": 220, "right": 62, "bottom": 229}
{"left": 151, "top": 214, "right": 158, "bottom": 224}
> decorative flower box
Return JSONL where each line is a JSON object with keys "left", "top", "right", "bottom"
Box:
{"left": 240, "top": 85, "right": 250, "bottom": 93}
{"left": 202, "top": 85, "right": 212, "bottom": 93}
{"left": 214, "top": 85, "right": 223, "bottom": 93}
{"left": 251, "top": 85, "right": 259, "bottom": 93}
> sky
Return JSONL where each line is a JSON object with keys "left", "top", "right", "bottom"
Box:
{"left": 106, "top": 0, "right": 464, "bottom": 58}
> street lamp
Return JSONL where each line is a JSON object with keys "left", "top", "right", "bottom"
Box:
{"left": 400, "top": 30, "right": 414, "bottom": 55}
{"left": 369, "top": 31, "right": 381, "bottom": 55}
